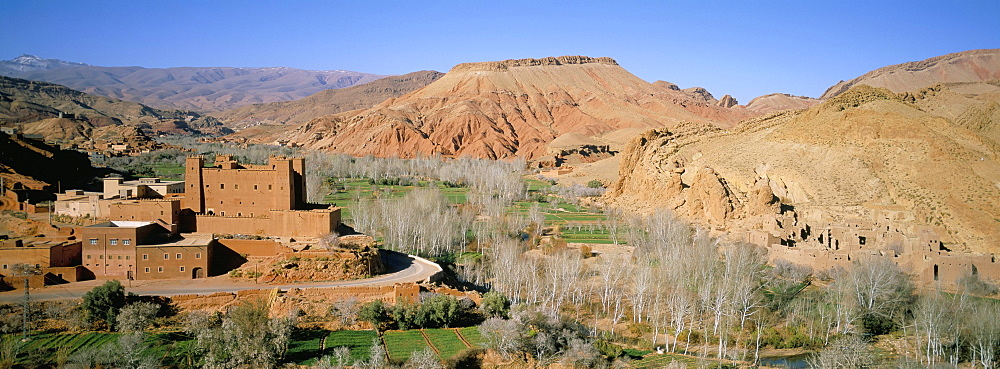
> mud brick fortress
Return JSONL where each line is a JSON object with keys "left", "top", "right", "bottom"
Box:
{"left": 747, "top": 207, "right": 999, "bottom": 290}
{"left": 2, "top": 155, "right": 343, "bottom": 288}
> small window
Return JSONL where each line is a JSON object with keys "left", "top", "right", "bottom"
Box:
{"left": 117, "top": 255, "right": 122, "bottom": 260}
{"left": 220, "top": 184, "right": 224, "bottom": 189}
{"left": 234, "top": 184, "right": 238, "bottom": 190}
{"left": 180, "top": 266, "right": 186, "bottom": 272}
{"left": 195, "top": 253, "right": 201, "bottom": 259}
{"left": 142, "top": 254, "right": 148, "bottom": 260}
{"left": 87, "top": 255, "right": 92, "bottom": 259}
{"left": 145, "top": 267, "right": 150, "bottom": 273}
{"left": 160, "top": 211, "right": 164, "bottom": 216}
{"left": 126, "top": 255, "right": 130, "bottom": 260}
{"left": 157, "top": 266, "right": 163, "bottom": 272}
{"left": 164, "top": 253, "right": 169, "bottom": 260}
{"left": 176, "top": 253, "right": 182, "bottom": 259}
{"left": 254, "top": 185, "right": 258, "bottom": 190}
{"left": 99, "top": 255, "right": 104, "bottom": 259}
{"left": 110, "top": 239, "right": 118, "bottom": 245}
{"left": 1, "top": 265, "right": 6, "bottom": 269}
{"left": 268, "top": 185, "right": 272, "bottom": 190}
{"left": 89, "top": 239, "right": 98, "bottom": 245}
{"left": 123, "top": 239, "right": 131, "bottom": 245}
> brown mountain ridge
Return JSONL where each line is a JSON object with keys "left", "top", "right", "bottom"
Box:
{"left": 237, "top": 56, "right": 756, "bottom": 159}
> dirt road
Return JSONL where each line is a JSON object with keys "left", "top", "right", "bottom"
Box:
{"left": 0, "top": 250, "right": 441, "bottom": 303}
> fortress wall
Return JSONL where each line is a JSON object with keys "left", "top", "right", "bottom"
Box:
{"left": 217, "top": 239, "right": 289, "bottom": 257}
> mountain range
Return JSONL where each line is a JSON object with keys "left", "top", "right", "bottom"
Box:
{"left": 0, "top": 54, "right": 385, "bottom": 112}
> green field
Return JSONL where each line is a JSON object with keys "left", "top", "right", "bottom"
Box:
{"left": 629, "top": 352, "right": 725, "bottom": 368}
{"left": 383, "top": 329, "right": 434, "bottom": 362}
{"left": 321, "top": 178, "right": 470, "bottom": 221}
{"left": 457, "top": 326, "right": 486, "bottom": 348}
{"left": 150, "top": 163, "right": 185, "bottom": 180}
{"left": 325, "top": 329, "right": 378, "bottom": 362}
{"left": 422, "top": 329, "right": 469, "bottom": 359}
{"left": 286, "top": 329, "right": 329, "bottom": 364}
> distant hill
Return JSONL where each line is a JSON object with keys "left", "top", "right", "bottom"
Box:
{"left": 821, "top": 49, "right": 1000, "bottom": 99}
{"left": 236, "top": 56, "right": 755, "bottom": 159}
{"left": 0, "top": 75, "right": 228, "bottom": 144}
{"left": 213, "top": 70, "right": 444, "bottom": 129}
{"left": 0, "top": 54, "right": 386, "bottom": 112}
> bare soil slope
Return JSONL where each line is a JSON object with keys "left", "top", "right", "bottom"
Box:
{"left": 609, "top": 83, "right": 1000, "bottom": 253}
{"left": 213, "top": 70, "right": 444, "bottom": 129}
{"left": 248, "top": 56, "right": 755, "bottom": 159}
{"left": 821, "top": 49, "right": 1000, "bottom": 99}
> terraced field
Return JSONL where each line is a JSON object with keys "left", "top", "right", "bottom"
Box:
{"left": 325, "top": 329, "right": 378, "bottom": 362}
{"left": 383, "top": 329, "right": 433, "bottom": 362}
{"left": 422, "top": 329, "right": 470, "bottom": 359}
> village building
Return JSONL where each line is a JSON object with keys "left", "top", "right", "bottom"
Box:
{"left": 747, "top": 207, "right": 1000, "bottom": 290}
{"left": 0, "top": 238, "right": 83, "bottom": 288}
{"left": 79, "top": 221, "right": 211, "bottom": 280}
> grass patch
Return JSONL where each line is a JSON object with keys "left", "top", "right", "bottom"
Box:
{"left": 325, "top": 329, "right": 377, "bottom": 362}
{"left": 286, "top": 328, "right": 329, "bottom": 365}
{"left": 383, "top": 330, "right": 432, "bottom": 362}
{"left": 423, "top": 329, "right": 468, "bottom": 359}
{"left": 457, "top": 327, "right": 486, "bottom": 348}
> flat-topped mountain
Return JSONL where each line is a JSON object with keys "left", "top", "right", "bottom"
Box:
{"left": 821, "top": 49, "right": 1000, "bottom": 99}
{"left": 243, "top": 56, "right": 754, "bottom": 159}
{"left": 213, "top": 70, "right": 444, "bottom": 129}
{"left": 0, "top": 55, "right": 385, "bottom": 112}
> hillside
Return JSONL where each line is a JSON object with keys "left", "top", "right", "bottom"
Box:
{"left": 0, "top": 55, "right": 385, "bottom": 112}
{"left": 821, "top": 49, "right": 1000, "bottom": 99}
{"left": 213, "top": 70, "right": 444, "bottom": 129}
{"left": 608, "top": 83, "right": 1000, "bottom": 253}
{"left": 0, "top": 75, "right": 228, "bottom": 145}
{"left": 238, "top": 56, "right": 756, "bottom": 160}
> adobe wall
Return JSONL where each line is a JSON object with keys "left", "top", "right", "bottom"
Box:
{"left": 270, "top": 209, "right": 340, "bottom": 238}
{"left": 217, "top": 239, "right": 290, "bottom": 257}
{"left": 194, "top": 209, "right": 339, "bottom": 238}
{"left": 135, "top": 245, "right": 211, "bottom": 280}
{"left": 195, "top": 215, "right": 274, "bottom": 236}
{"left": 170, "top": 283, "right": 420, "bottom": 314}
{"left": 110, "top": 200, "right": 181, "bottom": 225}
{"left": 0, "top": 242, "right": 81, "bottom": 270}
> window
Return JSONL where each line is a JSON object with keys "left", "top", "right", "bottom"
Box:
{"left": 157, "top": 267, "right": 163, "bottom": 273}
{"left": 99, "top": 255, "right": 104, "bottom": 259}
{"left": 1, "top": 265, "right": 6, "bottom": 269}
{"left": 87, "top": 255, "right": 92, "bottom": 259}
{"left": 123, "top": 239, "right": 131, "bottom": 245}
{"left": 234, "top": 184, "right": 238, "bottom": 189}
{"left": 180, "top": 266, "right": 186, "bottom": 272}
{"left": 142, "top": 254, "right": 148, "bottom": 260}
{"left": 164, "top": 253, "right": 169, "bottom": 260}
{"left": 117, "top": 255, "right": 122, "bottom": 260}
{"left": 220, "top": 184, "right": 224, "bottom": 189}
{"left": 268, "top": 185, "right": 272, "bottom": 190}
{"left": 195, "top": 253, "right": 201, "bottom": 259}
{"left": 145, "top": 267, "right": 150, "bottom": 273}
{"left": 110, "top": 239, "right": 117, "bottom": 245}
{"left": 126, "top": 256, "right": 130, "bottom": 260}
{"left": 254, "top": 185, "right": 258, "bottom": 190}
{"left": 176, "top": 253, "right": 182, "bottom": 259}
{"left": 89, "top": 239, "right": 97, "bottom": 245}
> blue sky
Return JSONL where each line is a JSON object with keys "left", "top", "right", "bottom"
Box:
{"left": 3, "top": 1, "right": 998, "bottom": 103}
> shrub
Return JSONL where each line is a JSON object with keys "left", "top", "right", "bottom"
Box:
{"left": 82, "top": 280, "right": 127, "bottom": 329}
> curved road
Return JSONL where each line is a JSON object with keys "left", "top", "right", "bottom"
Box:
{"left": 0, "top": 250, "right": 441, "bottom": 303}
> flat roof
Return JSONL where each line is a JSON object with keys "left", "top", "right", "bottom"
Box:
{"left": 136, "top": 237, "right": 212, "bottom": 248}
{"left": 88, "top": 221, "right": 155, "bottom": 228}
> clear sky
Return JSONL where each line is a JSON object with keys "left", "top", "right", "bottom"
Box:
{"left": 3, "top": 0, "right": 998, "bottom": 103}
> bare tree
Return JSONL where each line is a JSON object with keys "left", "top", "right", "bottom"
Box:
{"left": 807, "top": 335, "right": 878, "bottom": 369}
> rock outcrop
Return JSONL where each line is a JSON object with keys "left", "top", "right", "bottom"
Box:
{"left": 745, "top": 93, "right": 821, "bottom": 113}
{"left": 717, "top": 94, "right": 738, "bottom": 108}
{"left": 609, "top": 82, "right": 1000, "bottom": 253}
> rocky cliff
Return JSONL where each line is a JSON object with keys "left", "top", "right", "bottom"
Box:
{"left": 609, "top": 83, "right": 1000, "bottom": 253}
